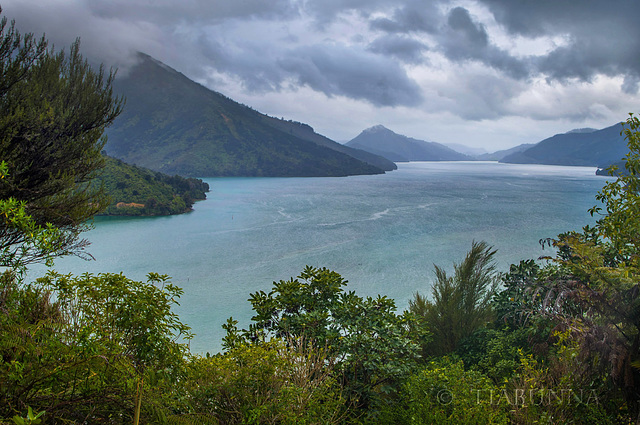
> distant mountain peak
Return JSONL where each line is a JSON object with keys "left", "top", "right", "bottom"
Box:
{"left": 364, "top": 124, "right": 389, "bottom": 133}
{"left": 346, "top": 126, "right": 469, "bottom": 162}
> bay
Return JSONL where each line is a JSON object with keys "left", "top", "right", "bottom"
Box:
{"left": 30, "top": 161, "right": 609, "bottom": 353}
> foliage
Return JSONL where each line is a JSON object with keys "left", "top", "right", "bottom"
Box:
{"left": 378, "top": 358, "right": 509, "bottom": 425}
{"left": 0, "top": 162, "right": 73, "bottom": 271}
{"left": 457, "top": 327, "right": 531, "bottom": 383}
{"left": 224, "top": 266, "right": 423, "bottom": 418}
{"left": 492, "top": 259, "right": 544, "bottom": 329}
{"left": 11, "top": 407, "right": 44, "bottom": 425}
{"left": 0, "top": 270, "right": 191, "bottom": 423}
{"left": 409, "top": 241, "right": 499, "bottom": 357}
{"left": 527, "top": 114, "right": 640, "bottom": 418}
{"left": 588, "top": 113, "right": 640, "bottom": 264}
{"left": 95, "top": 156, "right": 209, "bottom": 216}
{"left": 508, "top": 331, "right": 618, "bottom": 425}
{"left": 176, "top": 339, "right": 345, "bottom": 425}
{"left": 456, "top": 259, "right": 558, "bottom": 383}
{"left": 0, "top": 9, "right": 123, "bottom": 264}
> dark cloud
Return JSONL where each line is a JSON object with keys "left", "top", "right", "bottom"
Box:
{"left": 441, "top": 7, "right": 489, "bottom": 59}
{"left": 368, "top": 4, "right": 530, "bottom": 79}
{"left": 440, "top": 7, "right": 529, "bottom": 80}
{"left": 195, "top": 34, "right": 288, "bottom": 92}
{"left": 367, "top": 35, "right": 428, "bottom": 64}
{"left": 88, "top": 0, "right": 299, "bottom": 24}
{"left": 623, "top": 75, "right": 640, "bottom": 95}
{"left": 367, "top": 0, "right": 639, "bottom": 89}
{"left": 369, "top": 0, "right": 443, "bottom": 34}
{"left": 278, "top": 44, "right": 424, "bottom": 107}
{"left": 479, "top": 0, "right": 640, "bottom": 89}
{"left": 478, "top": 0, "right": 627, "bottom": 37}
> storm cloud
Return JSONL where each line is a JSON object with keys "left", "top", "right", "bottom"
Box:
{"left": 279, "top": 44, "right": 423, "bottom": 106}
{"left": 2, "top": 0, "right": 639, "bottom": 149}
{"left": 481, "top": 0, "right": 640, "bottom": 84}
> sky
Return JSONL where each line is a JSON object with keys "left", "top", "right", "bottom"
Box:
{"left": 3, "top": 0, "right": 640, "bottom": 151}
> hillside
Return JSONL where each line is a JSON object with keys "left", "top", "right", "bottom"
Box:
{"left": 105, "top": 53, "right": 390, "bottom": 177}
{"left": 95, "top": 156, "right": 209, "bottom": 216}
{"left": 345, "top": 125, "right": 470, "bottom": 162}
{"left": 261, "top": 119, "right": 396, "bottom": 171}
{"left": 500, "top": 123, "right": 627, "bottom": 167}
{"left": 476, "top": 143, "right": 535, "bottom": 161}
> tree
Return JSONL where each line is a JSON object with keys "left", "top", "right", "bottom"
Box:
{"left": 0, "top": 162, "right": 69, "bottom": 271}
{"left": 224, "top": 266, "right": 423, "bottom": 416}
{"left": 0, "top": 270, "right": 192, "bottom": 423}
{"left": 410, "top": 241, "right": 499, "bottom": 357}
{"left": 0, "top": 7, "right": 123, "bottom": 266}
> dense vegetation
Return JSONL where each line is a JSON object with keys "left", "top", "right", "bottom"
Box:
{"left": 3, "top": 8, "right": 640, "bottom": 424}
{"left": 95, "top": 156, "right": 209, "bottom": 216}
{"left": 105, "top": 53, "right": 392, "bottom": 177}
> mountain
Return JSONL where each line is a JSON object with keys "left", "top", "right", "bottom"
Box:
{"left": 500, "top": 123, "right": 626, "bottom": 167}
{"left": 95, "top": 156, "right": 209, "bottom": 216}
{"left": 105, "top": 53, "right": 393, "bottom": 177}
{"left": 444, "top": 143, "right": 488, "bottom": 156}
{"left": 476, "top": 143, "right": 535, "bottom": 161}
{"left": 345, "top": 125, "right": 470, "bottom": 162}
{"left": 261, "top": 119, "right": 396, "bottom": 171}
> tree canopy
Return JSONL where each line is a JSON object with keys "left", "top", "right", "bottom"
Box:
{"left": 0, "top": 8, "right": 123, "bottom": 267}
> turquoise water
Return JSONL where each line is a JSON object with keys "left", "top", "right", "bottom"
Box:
{"left": 30, "top": 161, "right": 608, "bottom": 353}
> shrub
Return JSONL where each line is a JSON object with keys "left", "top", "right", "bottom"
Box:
{"left": 181, "top": 339, "right": 345, "bottom": 425}
{"left": 380, "top": 358, "right": 509, "bottom": 425}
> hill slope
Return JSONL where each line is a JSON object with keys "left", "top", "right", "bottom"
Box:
{"left": 345, "top": 125, "right": 470, "bottom": 162}
{"left": 476, "top": 143, "right": 535, "bottom": 161}
{"left": 105, "top": 53, "right": 389, "bottom": 177}
{"left": 261, "top": 119, "right": 396, "bottom": 171}
{"left": 95, "top": 156, "right": 209, "bottom": 216}
{"left": 500, "top": 124, "right": 627, "bottom": 167}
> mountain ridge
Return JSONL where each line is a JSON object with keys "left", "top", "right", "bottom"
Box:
{"left": 105, "top": 53, "right": 393, "bottom": 177}
{"left": 500, "top": 123, "right": 627, "bottom": 167}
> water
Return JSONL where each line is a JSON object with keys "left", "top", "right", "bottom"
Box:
{"left": 30, "top": 161, "right": 609, "bottom": 353}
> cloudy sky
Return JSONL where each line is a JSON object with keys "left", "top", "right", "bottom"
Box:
{"left": 3, "top": 0, "right": 639, "bottom": 151}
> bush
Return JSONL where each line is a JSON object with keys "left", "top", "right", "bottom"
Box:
{"left": 380, "top": 358, "right": 509, "bottom": 424}
{"left": 180, "top": 339, "right": 345, "bottom": 425}
{"left": 0, "top": 271, "right": 191, "bottom": 423}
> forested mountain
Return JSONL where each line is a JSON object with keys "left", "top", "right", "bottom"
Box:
{"left": 262, "top": 119, "right": 396, "bottom": 171}
{"left": 345, "top": 125, "right": 470, "bottom": 162}
{"left": 500, "top": 123, "right": 627, "bottom": 167}
{"left": 95, "top": 156, "right": 209, "bottom": 216}
{"left": 104, "top": 53, "right": 391, "bottom": 177}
